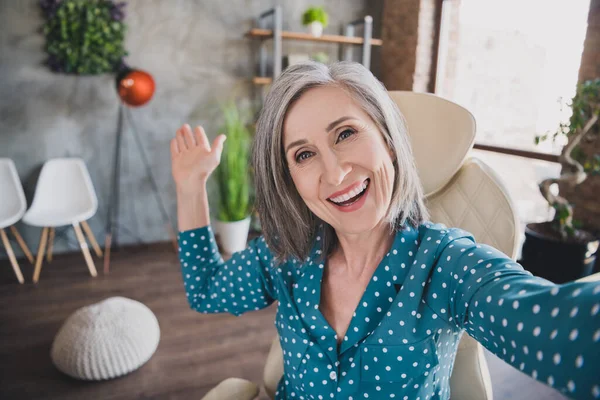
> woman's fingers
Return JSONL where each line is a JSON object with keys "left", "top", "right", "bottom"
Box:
{"left": 170, "top": 137, "right": 180, "bottom": 157}
{"left": 194, "top": 126, "right": 210, "bottom": 151}
{"left": 176, "top": 127, "right": 187, "bottom": 152}
{"left": 212, "top": 134, "right": 227, "bottom": 162}
{"left": 182, "top": 124, "right": 197, "bottom": 148}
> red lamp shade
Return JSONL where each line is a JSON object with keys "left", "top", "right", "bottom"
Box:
{"left": 117, "top": 69, "right": 155, "bottom": 107}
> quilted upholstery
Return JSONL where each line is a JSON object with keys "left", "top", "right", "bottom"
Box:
{"left": 425, "top": 157, "right": 520, "bottom": 259}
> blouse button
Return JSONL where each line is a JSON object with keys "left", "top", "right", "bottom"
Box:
{"left": 330, "top": 371, "right": 337, "bottom": 380}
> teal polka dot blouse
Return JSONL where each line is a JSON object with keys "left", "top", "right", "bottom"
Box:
{"left": 177, "top": 221, "right": 600, "bottom": 400}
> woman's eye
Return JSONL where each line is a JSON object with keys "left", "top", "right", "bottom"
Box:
{"left": 337, "top": 128, "right": 356, "bottom": 142}
{"left": 295, "top": 151, "right": 313, "bottom": 163}
{"left": 294, "top": 129, "right": 356, "bottom": 163}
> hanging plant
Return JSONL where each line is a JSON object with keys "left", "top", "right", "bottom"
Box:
{"left": 40, "top": 0, "right": 128, "bottom": 75}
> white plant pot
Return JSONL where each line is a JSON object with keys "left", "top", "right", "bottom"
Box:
{"left": 215, "top": 216, "right": 251, "bottom": 254}
{"left": 307, "top": 21, "right": 323, "bottom": 37}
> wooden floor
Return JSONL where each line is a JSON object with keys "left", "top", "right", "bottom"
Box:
{"left": 0, "top": 243, "right": 567, "bottom": 400}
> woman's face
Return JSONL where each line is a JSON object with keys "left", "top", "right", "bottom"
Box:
{"left": 283, "top": 85, "right": 396, "bottom": 234}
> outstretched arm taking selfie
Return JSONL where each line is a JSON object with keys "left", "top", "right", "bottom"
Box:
{"left": 171, "top": 124, "right": 278, "bottom": 316}
{"left": 423, "top": 224, "right": 600, "bottom": 400}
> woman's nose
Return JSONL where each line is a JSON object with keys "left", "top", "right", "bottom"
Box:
{"left": 322, "top": 150, "right": 351, "bottom": 186}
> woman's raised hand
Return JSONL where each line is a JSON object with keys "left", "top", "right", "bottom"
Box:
{"left": 170, "top": 124, "right": 226, "bottom": 193}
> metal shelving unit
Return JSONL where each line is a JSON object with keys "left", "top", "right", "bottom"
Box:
{"left": 246, "top": 6, "right": 382, "bottom": 85}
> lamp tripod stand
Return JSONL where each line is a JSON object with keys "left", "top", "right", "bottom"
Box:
{"left": 103, "top": 103, "right": 177, "bottom": 273}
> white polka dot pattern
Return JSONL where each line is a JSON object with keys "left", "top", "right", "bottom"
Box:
{"left": 178, "top": 222, "right": 600, "bottom": 400}
{"left": 178, "top": 225, "right": 277, "bottom": 317}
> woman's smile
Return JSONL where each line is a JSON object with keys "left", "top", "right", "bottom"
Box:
{"left": 327, "top": 178, "right": 371, "bottom": 212}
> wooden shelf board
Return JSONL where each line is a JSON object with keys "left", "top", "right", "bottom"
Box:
{"left": 246, "top": 28, "right": 383, "bottom": 46}
{"left": 253, "top": 77, "right": 273, "bottom": 85}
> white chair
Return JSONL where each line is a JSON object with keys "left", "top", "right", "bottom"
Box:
{"left": 22, "top": 158, "right": 103, "bottom": 283}
{"left": 0, "top": 159, "right": 34, "bottom": 284}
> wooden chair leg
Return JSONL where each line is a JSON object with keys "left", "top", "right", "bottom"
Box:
{"left": 32, "top": 227, "right": 49, "bottom": 284}
{"left": 9, "top": 226, "right": 34, "bottom": 264}
{"left": 46, "top": 228, "right": 55, "bottom": 263}
{"left": 72, "top": 222, "right": 97, "bottom": 278}
{"left": 81, "top": 220, "right": 103, "bottom": 258}
{"left": 1, "top": 228, "right": 25, "bottom": 284}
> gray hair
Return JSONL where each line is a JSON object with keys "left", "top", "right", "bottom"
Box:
{"left": 251, "top": 60, "right": 428, "bottom": 264}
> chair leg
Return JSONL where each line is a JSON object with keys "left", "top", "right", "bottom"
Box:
{"left": 0, "top": 228, "right": 25, "bottom": 284}
{"left": 81, "top": 220, "right": 103, "bottom": 258}
{"left": 72, "top": 222, "right": 98, "bottom": 277}
{"left": 32, "top": 227, "right": 49, "bottom": 284}
{"left": 9, "top": 226, "right": 34, "bottom": 264}
{"left": 46, "top": 228, "right": 55, "bottom": 263}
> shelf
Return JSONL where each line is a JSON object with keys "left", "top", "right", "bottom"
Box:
{"left": 253, "top": 77, "right": 273, "bottom": 85}
{"left": 246, "top": 28, "right": 383, "bottom": 46}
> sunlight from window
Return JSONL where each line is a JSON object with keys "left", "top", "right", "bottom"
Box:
{"left": 436, "top": 0, "right": 590, "bottom": 153}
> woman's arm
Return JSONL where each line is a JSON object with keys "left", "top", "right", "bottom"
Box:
{"left": 171, "top": 124, "right": 278, "bottom": 316}
{"left": 171, "top": 123, "right": 225, "bottom": 231}
{"left": 176, "top": 185, "right": 210, "bottom": 231}
{"left": 178, "top": 225, "right": 278, "bottom": 316}
{"left": 424, "top": 225, "right": 600, "bottom": 400}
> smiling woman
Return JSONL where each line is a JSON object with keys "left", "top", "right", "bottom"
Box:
{"left": 282, "top": 86, "right": 398, "bottom": 246}
{"left": 170, "top": 61, "right": 600, "bottom": 400}
{"left": 253, "top": 62, "right": 428, "bottom": 264}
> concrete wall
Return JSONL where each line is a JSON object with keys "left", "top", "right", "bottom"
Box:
{"left": 0, "top": 0, "right": 373, "bottom": 259}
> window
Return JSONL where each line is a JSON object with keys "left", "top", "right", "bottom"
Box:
{"left": 436, "top": 0, "right": 590, "bottom": 154}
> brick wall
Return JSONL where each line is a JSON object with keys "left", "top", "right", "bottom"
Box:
{"left": 413, "top": 0, "right": 437, "bottom": 92}
{"left": 381, "top": 0, "right": 442, "bottom": 92}
{"left": 381, "top": 0, "right": 420, "bottom": 90}
{"left": 560, "top": 0, "right": 600, "bottom": 234}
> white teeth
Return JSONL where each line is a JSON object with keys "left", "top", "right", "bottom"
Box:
{"left": 329, "top": 180, "right": 369, "bottom": 204}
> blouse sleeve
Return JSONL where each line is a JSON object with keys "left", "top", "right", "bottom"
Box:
{"left": 425, "top": 227, "right": 600, "bottom": 400}
{"left": 177, "top": 224, "right": 279, "bottom": 317}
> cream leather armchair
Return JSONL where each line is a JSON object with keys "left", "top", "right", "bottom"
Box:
{"left": 201, "top": 91, "right": 599, "bottom": 400}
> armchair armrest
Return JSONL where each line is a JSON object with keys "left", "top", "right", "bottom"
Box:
{"left": 200, "top": 377, "right": 260, "bottom": 400}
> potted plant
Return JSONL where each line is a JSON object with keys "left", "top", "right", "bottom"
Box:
{"left": 520, "top": 79, "right": 600, "bottom": 283}
{"left": 302, "top": 6, "right": 328, "bottom": 37}
{"left": 214, "top": 100, "right": 253, "bottom": 254}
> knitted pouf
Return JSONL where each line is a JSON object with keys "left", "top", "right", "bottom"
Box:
{"left": 51, "top": 296, "right": 160, "bottom": 380}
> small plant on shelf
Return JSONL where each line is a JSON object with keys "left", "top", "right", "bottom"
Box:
{"left": 302, "top": 6, "right": 329, "bottom": 37}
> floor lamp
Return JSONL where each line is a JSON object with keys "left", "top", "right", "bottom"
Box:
{"left": 103, "top": 68, "right": 177, "bottom": 274}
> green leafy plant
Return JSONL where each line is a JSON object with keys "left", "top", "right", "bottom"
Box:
{"left": 311, "top": 51, "right": 329, "bottom": 64}
{"left": 216, "top": 101, "right": 253, "bottom": 222}
{"left": 302, "top": 6, "right": 329, "bottom": 27}
{"left": 536, "top": 79, "right": 600, "bottom": 238}
{"left": 40, "top": 0, "right": 127, "bottom": 74}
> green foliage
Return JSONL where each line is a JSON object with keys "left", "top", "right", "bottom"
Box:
{"left": 536, "top": 79, "right": 600, "bottom": 158}
{"left": 42, "top": 0, "right": 127, "bottom": 74}
{"left": 583, "top": 154, "right": 600, "bottom": 175}
{"left": 536, "top": 79, "right": 600, "bottom": 237}
{"left": 311, "top": 51, "right": 329, "bottom": 64}
{"left": 552, "top": 202, "right": 576, "bottom": 237}
{"left": 216, "top": 101, "right": 253, "bottom": 222}
{"left": 302, "top": 6, "right": 329, "bottom": 27}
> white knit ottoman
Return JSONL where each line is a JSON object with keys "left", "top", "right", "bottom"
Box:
{"left": 51, "top": 296, "right": 160, "bottom": 380}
